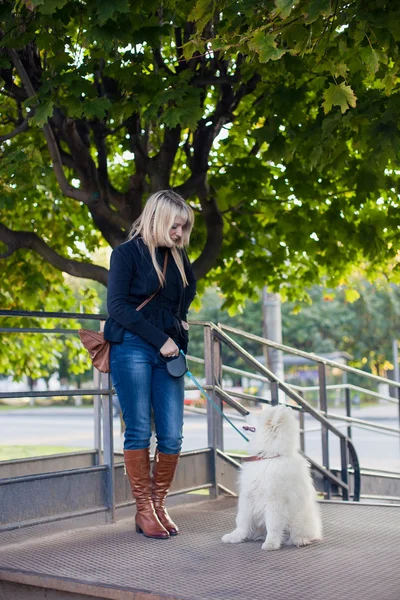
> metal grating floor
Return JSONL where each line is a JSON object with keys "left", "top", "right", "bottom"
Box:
{"left": 0, "top": 498, "right": 399, "bottom": 600}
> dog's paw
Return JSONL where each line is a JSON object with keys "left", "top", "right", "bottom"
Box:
{"left": 262, "top": 539, "right": 281, "bottom": 551}
{"left": 291, "top": 536, "right": 312, "bottom": 547}
{"left": 261, "top": 536, "right": 282, "bottom": 550}
{"left": 221, "top": 530, "right": 246, "bottom": 544}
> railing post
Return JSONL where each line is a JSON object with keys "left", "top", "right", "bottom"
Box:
{"left": 93, "top": 367, "right": 102, "bottom": 466}
{"left": 345, "top": 387, "right": 352, "bottom": 439}
{"left": 298, "top": 391, "right": 305, "bottom": 454}
{"left": 340, "top": 437, "right": 349, "bottom": 501}
{"left": 93, "top": 320, "right": 106, "bottom": 466}
{"left": 398, "top": 386, "right": 400, "bottom": 432}
{"left": 270, "top": 381, "right": 279, "bottom": 406}
{"left": 101, "top": 372, "right": 115, "bottom": 523}
{"left": 393, "top": 339, "right": 399, "bottom": 428}
{"left": 204, "top": 325, "right": 223, "bottom": 498}
{"left": 318, "top": 363, "right": 330, "bottom": 499}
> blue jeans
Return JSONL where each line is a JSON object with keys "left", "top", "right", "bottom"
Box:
{"left": 110, "top": 331, "right": 184, "bottom": 454}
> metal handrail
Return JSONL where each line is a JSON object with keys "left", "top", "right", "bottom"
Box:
{"left": 0, "top": 309, "right": 107, "bottom": 320}
{"left": 2, "top": 310, "right": 397, "bottom": 398}
{"left": 288, "top": 382, "right": 398, "bottom": 404}
{"left": 324, "top": 413, "right": 400, "bottom": 436}
{"left": 0, "top": 309, "right": 374, "bottom": 528}
{"left": 218, "top": 323, "right": 400, "bottom": 390}
{"left": 3, "top": 310, "right": 390, "bottom": 505}
{"left": 191, "top": 339, "right": 398, "bottom": 405}
{"left": 214, "top": 386, "right": 400, "bottom": 436}
{"left": 209, "top": 324, "right": 360, "bottom": 501}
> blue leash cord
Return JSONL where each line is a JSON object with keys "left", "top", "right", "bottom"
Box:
{"left": 185, "top": 368, "right": 250, "bottom": 443}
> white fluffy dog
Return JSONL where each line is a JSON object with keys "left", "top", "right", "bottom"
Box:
{"left": 222, "top": 404, "right": 322, "bottom": 551}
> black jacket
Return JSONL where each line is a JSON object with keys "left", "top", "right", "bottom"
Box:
{"left": 104, "top": 237, "right": 196, "bottom": 352}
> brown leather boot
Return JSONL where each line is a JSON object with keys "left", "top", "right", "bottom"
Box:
{"left": 152, "top": 450, "right": 180, "bottom": 536}
{"left": 124, "top": 449, "right": 169, "bottom": 539}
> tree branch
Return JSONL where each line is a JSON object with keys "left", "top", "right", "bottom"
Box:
{"left": 0, "top": 223, "right": 108, "bottom": 285}
{"left": 6, "top": 46, "right": 89, "bottom": 204}
{"left": 4, "top": 50, "right": 128, "bottom": 248}
{"left": 0, "top": 115, "right": 30, "bottom": 142}
{"left": 152, "top": 47, "right": 175, "bottom": 76}
{"left": 91, "top": 120, "right": 108, "bottom": 182}
{"left": 178, "top": 70, "right": 261, "bottom": 277}
{"left": 191, "top": 76, "right": 237, "bottom": 87}
{"left": 149, "top": 125, "right": 182, "bottom": 190}
{"left": 174, "top": 173, "right": 207, "bottom": 198}
{"left": 192, "top": 193, "right": 224, "bottom": 280}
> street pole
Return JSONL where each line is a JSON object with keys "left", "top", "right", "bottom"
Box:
{"left": 393, "top": 339, "right": 399, "bottom": 429}
{"left": 262, "top": 288, "right": 285, "bottom": 402}
{"left": 393, "top": 339, "right": 399, "bottom": 385}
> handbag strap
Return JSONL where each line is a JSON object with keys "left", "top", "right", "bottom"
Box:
{"left": 136, "top": 250, "right": 168, "bottom": 312}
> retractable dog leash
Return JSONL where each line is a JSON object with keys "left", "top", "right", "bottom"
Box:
{"left": 165, "top": 350, "right": 250, "bottom": 443}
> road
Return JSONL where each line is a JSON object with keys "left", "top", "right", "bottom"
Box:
{"left": 1, "top": 406, "right": 399, "bottom": 471}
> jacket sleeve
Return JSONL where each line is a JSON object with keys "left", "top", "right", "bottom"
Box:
{"left": 181, "top": 250, "right": 197, "bottom": 321}
{"left": 107, "top": 247, "right": 169, "bottom": 350}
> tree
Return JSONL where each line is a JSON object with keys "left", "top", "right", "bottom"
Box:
{"left": 1, "top": 0, "right": 400, "bottom": 379}
{"left": 282, "top": 280, "right": 400, "bottom": 376}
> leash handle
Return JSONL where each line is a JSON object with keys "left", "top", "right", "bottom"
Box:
{"left": 185, "top": 369, "right": 250, "bottom": 443}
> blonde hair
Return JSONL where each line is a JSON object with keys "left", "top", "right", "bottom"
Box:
{"left": 128, "top": 190, "right": 194, "bottom": 286}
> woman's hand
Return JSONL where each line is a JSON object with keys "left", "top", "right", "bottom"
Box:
{"left": 160, "top": 338, "right": 179, "bottom": 358}
{"left": 181, "top": 320, "right": 189, "bottom": 331}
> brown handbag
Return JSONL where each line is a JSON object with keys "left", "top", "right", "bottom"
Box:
{"left": 79, "top": 251, "right": 168, "bottom": 373}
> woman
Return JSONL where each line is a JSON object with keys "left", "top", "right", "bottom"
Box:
{"left": 104, "top": 190, "right": 196, "bottom": 539}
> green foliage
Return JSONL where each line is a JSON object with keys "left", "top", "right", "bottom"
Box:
{"left": 283, "top": 280, "right": 400, "bottom": 375}
{"left": 0, "top": 0, "right": 400, "bottom": 382}
{"left": 189, "top": 280, "right": 400, "bottom": 376}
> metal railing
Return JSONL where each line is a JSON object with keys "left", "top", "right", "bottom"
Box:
{"left": 5, "top": 309, "right": 400, "bottom": 529}
{"left": 198, "top": 322, "right": 361, "bottom": 501}
{"left": 0, "top": 309, "right": 113, "bottom": 529}
{"left": 218, "top": 323, "right": 400, "bottom": 417}
{"left": 214, "top": 323, "right": 399, "bottom": 489}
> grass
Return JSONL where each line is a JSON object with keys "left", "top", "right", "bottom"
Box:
{"left": 0, "top": 403, "right": 93, "bottom": 411}
{"left": 0, "top": 404, "right": 33, "bottom": 411}
{"left": 0, "top": 445, "right": 84, "bottom": 461}
{"left": 188, "top": 488, "right": 210, "bottom": 495}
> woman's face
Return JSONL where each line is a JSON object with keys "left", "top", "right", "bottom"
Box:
{"left": 169, "top": 215, "right": 187, "bottom": 244}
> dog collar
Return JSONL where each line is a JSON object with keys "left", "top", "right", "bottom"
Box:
{"left": 242, "top": 454, "right": 281, "bottom": 462}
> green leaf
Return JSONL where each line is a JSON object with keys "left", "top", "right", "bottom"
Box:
{"left": 162, "top": 104, "right": 202, "bottom": 131}
{"left": 274, "top": 0, "right": 300, "bottom": 19}
{"left": 383, "top": 71, "right": 397, "bottom": 95}
{"left": 303, "top": 0, "right": 331, "bottom": 24}
{"left": 182, "top": 38, "right": 205, "bottom": 61}
{"left": 330, "top": 62, "right": 349, "bottom": 79}
{"left": 37, "top": 0, "right": 68, "bottom": 15}
{"left": 96, "top": 0, "right": 130, "bottom": 25}
{"left": 359, "top": 46, "right": 380, "bottom": 74}
{"left": 188, "top": 0, "right": 215, "bottom": 31}
{"left": 82, "top": 97, "right": 112, "bottom": 120}
{"left": 322, "top": 82, "right": 357, "bottom": 114}
{"left": 29, "top": 101, "right": 54, "bottom": 127}
{"left": 248, "top": 31, "right": 286, "bottom": 62}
